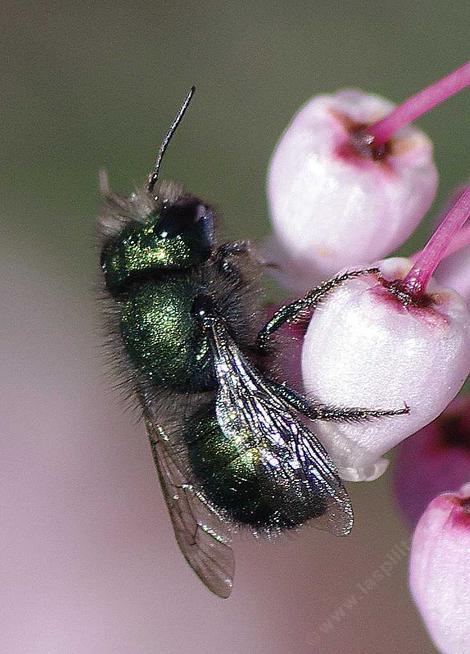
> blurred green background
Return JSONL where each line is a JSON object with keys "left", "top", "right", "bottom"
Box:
{"left": 2, "top": 2, "right": 469, "bottom": 653}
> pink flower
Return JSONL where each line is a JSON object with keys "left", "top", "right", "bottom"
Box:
{"left": 300, "top": 187, "right": 470, "bottom": 480}
{"left": 410, "top": 483, "right": 470, "bottom": 654}
{"left": 394, "top": 396, "right": 470, "bottom": 527}
{"left": 266, "top": 89, "right": 437, "bottom": 291}
{"left": 265, "top": 60, "right": 470, "bottom": 292}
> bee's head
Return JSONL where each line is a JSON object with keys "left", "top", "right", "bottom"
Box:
{"left": 100, "top": 189, "right": 215, "bottom": 296}
{"left": 99, "top": 87, "right": 218, "bottom": 296}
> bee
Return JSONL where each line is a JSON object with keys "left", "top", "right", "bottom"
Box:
{"left": 98, "top": 88, "right": 407, "bottom": 598}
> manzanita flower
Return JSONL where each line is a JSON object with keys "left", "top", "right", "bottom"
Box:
{"left": 409, "top": 483, "right": 470, "bottom": 654}
{"left": 394, "top": 396, "right": 470, "bottom": 528}
{"left": 300, "top": 187, "right": 470, "bottom": 481}
{"left": 266, "top": 60, "right": 470, "bottom": 291}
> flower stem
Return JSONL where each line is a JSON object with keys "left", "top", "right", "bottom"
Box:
{"left": 401, "top": 185, "right": 470, "bottom": 298}
{"left": 443, "top": 223, "right": 470, "bottom": 259}
{"left": 411, "top": 224, "right": 470, "bottom": 263}
{"left": 368, "top": 60, "right": 470, "bottom": 146}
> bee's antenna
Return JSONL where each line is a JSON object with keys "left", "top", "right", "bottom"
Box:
{"left": 147, "top": 86, "right": 196, "bottom": 194}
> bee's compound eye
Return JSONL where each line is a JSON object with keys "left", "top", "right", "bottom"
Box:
{"left": 156, "top": 198, "right": 214, "bottom": 241}
{"left": 191, "top": 294, "right": 216, "bottom": 325}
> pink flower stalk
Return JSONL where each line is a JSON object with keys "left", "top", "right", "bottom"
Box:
{"left": 436, "top": 223, "right": 470, "bottom": 303}
{"left": 400, "top": 185, "right": 470, "bottom": 299}
{"left": 300, "top": 188, "right": 470, "bottom": 481}
{"left": 440, "top": 222, "right": 470, "bottom": 260}
{"left": 394, "top": 396, "right": 470, "bottom": 528}
{"left": 265, "top": 88, "right": 438, "bottom": 290}
{"left": 368, "top": 60, "right": 470, "bottom": 146}
{"left": 410, "top": 483, "right": 470, "bottom": 654}
{"left": 412, "top": 185, "right": 470, "bottom": 303}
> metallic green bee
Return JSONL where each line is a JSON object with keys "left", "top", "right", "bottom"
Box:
{"left": 98, "top": 88, "right": 407, "bottom": 598}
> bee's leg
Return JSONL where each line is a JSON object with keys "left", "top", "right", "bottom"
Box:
{"left": 267, "top": 380, "right": 409, "bottom": 423}
{"left": 306, "top": 402, "right": 410, "bottom": 423}
{"left": 256, "top": 268, "right": 380, "bottom": 352}
{"left": 216, "top": 241, "right": 251, "bottom": 258}
{"left": 215, "top": 241, "right": 280, "bottom": 274}
{"left": 215, "top": 241, "right": 252, "bottom": 275}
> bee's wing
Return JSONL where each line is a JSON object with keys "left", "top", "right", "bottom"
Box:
{"left": 209, "top": 320, "right": 353, "bottom": 536}
{"left": 145, "top": 419, "right": 235, "bottom": 599}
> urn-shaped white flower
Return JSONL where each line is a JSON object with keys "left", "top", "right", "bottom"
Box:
{"left": 266, "top": 89, "right": 438, "bottom": 291}
{"left": 301, "top": 258, "right": 470, "bottom": 481}
{"left": 301, "top": 186, "right": 470, "bottom": 480}
{"left": 410, "top": 483, "right": 470, "bottom": 654}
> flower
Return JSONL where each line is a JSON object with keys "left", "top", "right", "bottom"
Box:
{"left": 299, "top": 187, "right": 470, "bottom": 480}
{"left": 301, "top": 257, "right": 470, "bottom": 480}
{"left": 265, "top": 89, "right": 437, "bottom": 291}
{"left": 265, "top": 60, "right": 470, "bottom": 292}
{"left": 410, "top": 483, "right": 470, "bottom": 654}
{"left": 394, "top": 396, "right": 470, "bottom": 527}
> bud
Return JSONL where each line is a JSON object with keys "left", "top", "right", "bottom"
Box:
{"left": 410, "top": 483, "right": 470, "bottom": 654}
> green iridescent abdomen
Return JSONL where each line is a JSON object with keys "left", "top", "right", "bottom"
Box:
{"left": 186, "top": 405, "right": 326, "bottom": 531}
{"left": 120, "top": 278, "right": 215, "bottom": 391}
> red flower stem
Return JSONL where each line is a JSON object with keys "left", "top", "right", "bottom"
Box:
{"left": 368, "top": 60, "right": 470, "bottom": 146}
{"left": 411, "top": 220, "right": 470, "bottom": 263}
{"left": 443, "top": 223, "right": 470, "bottom": 258}
{"left": 402, "top": 186, "right": 470, "bottom": 298}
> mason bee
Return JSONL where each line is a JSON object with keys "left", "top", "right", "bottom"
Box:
{"left": 98, "top": 88, "right": 407, "bottom": 598}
